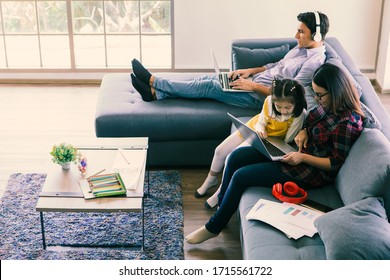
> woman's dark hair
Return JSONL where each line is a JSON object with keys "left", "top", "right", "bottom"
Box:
{"left": 312, "top": 63, "right": 364, "bottom": 116}
{"left": 270, "top": 78, "right": 306, "bottom": 117}
{"left": 297, "top": 11, "right": 330, "bottom": 40}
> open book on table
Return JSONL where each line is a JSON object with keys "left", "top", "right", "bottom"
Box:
{"left": 246, "top": 199, "right": 325, "bottom": 240}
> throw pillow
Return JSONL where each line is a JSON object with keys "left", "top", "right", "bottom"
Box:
{"left": 335, "top": 128, "right": 390, "bottom": 217}
{"left": 232, "top": 44, "right": 290, "bottom": 70}
{"left": 361, "top": 102, "right": 382, "bottom": 129}
{"left": 314, "top": 197, "right": 390, "bottom": 259}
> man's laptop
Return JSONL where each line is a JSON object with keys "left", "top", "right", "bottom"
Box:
{"left": 227, "top": 112, "right": 297, "bottom": 161}
{"left": 211, "top": 49, "right": 253, "bottom": 92}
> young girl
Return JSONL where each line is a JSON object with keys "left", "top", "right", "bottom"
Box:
{"left": 195, "top": 78, "right": 307, "bottom": 209}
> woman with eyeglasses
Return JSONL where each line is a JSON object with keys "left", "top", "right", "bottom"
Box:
{"left": 185, "top": 63, "right": 365, "bottom": 244}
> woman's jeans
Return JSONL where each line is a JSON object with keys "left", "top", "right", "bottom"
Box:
{"left": 205, "top": 146, "right": 303, "bottom": 234}
{"left": 153, "top": 75, "right": 263, "bottom": 109}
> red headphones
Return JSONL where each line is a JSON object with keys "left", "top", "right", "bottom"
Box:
{"left": 272, "top": 182, "right": 308, "bottom": 204}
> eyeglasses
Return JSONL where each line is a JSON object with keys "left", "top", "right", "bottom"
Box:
{"left": 311, "top": 87, "right": 329, "bottom": 100}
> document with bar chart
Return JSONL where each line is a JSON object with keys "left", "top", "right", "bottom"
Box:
{"left": 246, "top": 199, "right": 324, "bottom": 239}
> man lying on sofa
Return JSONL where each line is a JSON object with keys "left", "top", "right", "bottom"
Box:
{"left": 130, "top": 11, "right": 330, "bottom": 111}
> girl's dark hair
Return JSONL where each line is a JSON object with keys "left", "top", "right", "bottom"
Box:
{"left": 297, "top": 11, "right": 330, "bottom": 41}
{"left": 312, "top": 63, "right": 364, "bottom": 116}
{"left": 270, "top": 78, "right": 306, "bottom": 117}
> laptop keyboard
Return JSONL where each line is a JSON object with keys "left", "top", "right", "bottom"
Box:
{"left": 219, "top": 73, "right": 232, "bottom": 89}
{"left": 262, "top": 139, "right": 286, "bottom": 157}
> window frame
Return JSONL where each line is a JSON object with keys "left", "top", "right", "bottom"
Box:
{"left": 0, "top": 0, "right": 174, "bottom": 72}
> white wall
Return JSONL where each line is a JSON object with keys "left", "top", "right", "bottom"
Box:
{"left": 174, "top": 0, "right": 383, "bottom": 71}
{"left": 376, "top": 0, "right": 390, "bottom": 92}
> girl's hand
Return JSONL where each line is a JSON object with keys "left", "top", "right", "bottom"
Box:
{"left": 294, "top": 129, "right": 308, "bottom": 152}
{"left": 257, "top": 129, "right": 267, "bottom": 139}
{"left": 281, "top": 152, "right": 305, "bottom": 165}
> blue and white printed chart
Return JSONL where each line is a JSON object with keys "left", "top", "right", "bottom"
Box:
{"left": 246, "top": 199, "right": 324, "bottom": 239}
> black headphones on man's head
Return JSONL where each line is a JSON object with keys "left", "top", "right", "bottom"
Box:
{"left": 312, "top": 11, "right": 322, "bottom": 43}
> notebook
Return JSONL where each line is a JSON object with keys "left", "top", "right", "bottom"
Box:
{"left": 211, "top": 49, "right": 253, "bottom": 92}
{"left": 227, "top": 112, "right": 296, "bottom": 161}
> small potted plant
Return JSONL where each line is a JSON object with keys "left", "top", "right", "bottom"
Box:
{"left": 50, "top": 143, "right": 79, "bottom": 170}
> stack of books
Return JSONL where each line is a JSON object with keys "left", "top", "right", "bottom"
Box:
{"left": 87, "top": 172, "right": 127, "bottom": 197}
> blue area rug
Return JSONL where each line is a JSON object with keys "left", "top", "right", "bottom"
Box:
{"left": 0, "top": 171, "right": 184, "bottom": 260}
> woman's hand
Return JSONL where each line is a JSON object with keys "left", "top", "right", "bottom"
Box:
{"left": 281, "top": 152, "right": 306, "bottom": 165}
{"left": 282, "top": 151, "right": 332, "bottom": 171}
{"left": 294, "top": 129, "right": 308, "bottom": 152}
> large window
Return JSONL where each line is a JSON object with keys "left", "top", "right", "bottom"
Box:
{"left": 0, "top": 0, "right": 172, "bottom": 70}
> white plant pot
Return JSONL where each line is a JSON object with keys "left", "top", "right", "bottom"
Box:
{"left": 61, "top": 162, "right": 71, "bottom": 170}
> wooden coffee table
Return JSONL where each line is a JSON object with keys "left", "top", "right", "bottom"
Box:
{"left": 35, "top": 137, "right": 148, "bottom": 250}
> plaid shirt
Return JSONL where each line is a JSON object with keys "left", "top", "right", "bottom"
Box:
{"left": 281, "top": 106, "right": 363, "bottom": 187}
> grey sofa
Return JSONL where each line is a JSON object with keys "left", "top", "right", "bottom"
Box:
{"left": 95, "top": 37, "right": 390, "bottom": 259}
{"left": 235, "top": 38, "right": 390, "bottom": 260}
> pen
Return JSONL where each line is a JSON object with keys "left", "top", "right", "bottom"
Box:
{"left": 89, "top": 174, "right": 117, "bottom": 181}
{"left": 121, "top": 151, "right": 131, "bottom": 165}
{"left": 87, "top": 169, "right": 105, "bottom": 180}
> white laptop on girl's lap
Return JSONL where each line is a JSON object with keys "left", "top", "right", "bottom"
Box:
{"left": 227, "top": 112, "right": 297, "bottom": 161}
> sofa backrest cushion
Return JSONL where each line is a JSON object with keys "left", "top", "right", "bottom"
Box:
{"left": 335, "top": 128, "right": 390, "bottom": 216}
{"left": 314, "top": 197, "right": 390, "bottom": 259}
{"left": 232, "top": 44, "right": 290, "bottom": 70}
{"left": 325, "top": 38, "right": 362, "bottom": 77}
{"left": 324, "top": 42, "right": 363, "bottom": 97}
